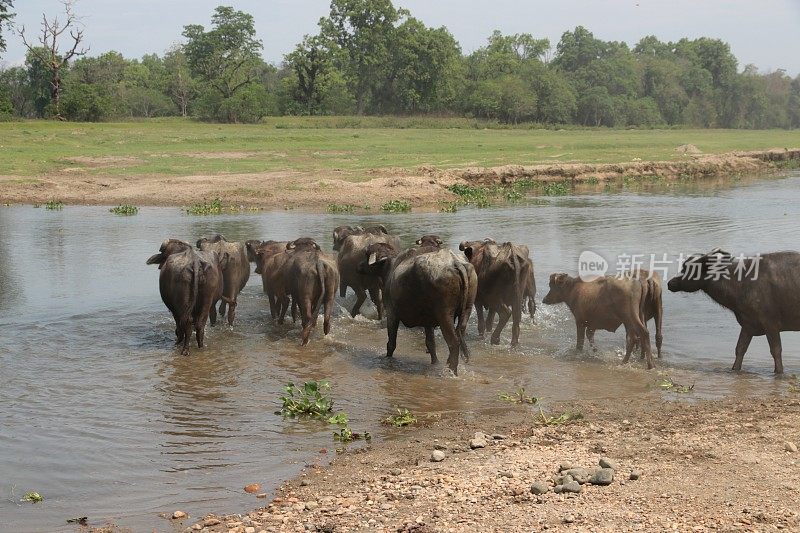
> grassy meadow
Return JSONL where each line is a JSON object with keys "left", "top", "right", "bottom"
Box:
{"left": 1, "top": 118, "right": 799, "bottom": 181}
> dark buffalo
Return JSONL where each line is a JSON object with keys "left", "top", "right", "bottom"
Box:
{"left": 542, "top": 272, "right": 655, "bottom": 369}
{"left": 197, "top": 234, "right": 250, "bottom": 326}
{"left": 146, "top": 239, "right": 224, "bottom": 355}
{"left": 359, "top": 239, "right": 477, "bottom": 374}
{"left": 245, "top": 239, "right": 264, "bottom": 264}
{"left": 253, "top": 241, "right": 291, "bottom": 321}
{"left": 333, "top": 225, "right": 400, "bottom": 253}
{"left": 337, "top": 230, "right": 400, "bottom": 319}
{"left": 284, "top": 238, "right": 340, "bottom": 345}
{"left": 668, "top": 249, "right": 800, "bottom": 374}
{"left": 459, "top": 238, "right": 536, "bottom": 346}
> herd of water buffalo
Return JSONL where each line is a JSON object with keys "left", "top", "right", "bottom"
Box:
{"left": 146, "top": 225, "right": 800, "bottom": 375}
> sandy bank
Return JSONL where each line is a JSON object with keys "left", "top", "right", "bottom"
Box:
{"left": 143, "top": 393, "right": 800, "bottom": 533}
{"left": 2, "top": 149, "right": 799, "bottom": 212}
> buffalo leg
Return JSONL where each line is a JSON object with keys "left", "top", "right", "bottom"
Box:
{"left": 587, "top": 329, "right": 597, "bottom": 352}
{"left": 300, "top": 298, "right": 314, "bottom": 345}
{"left": 576, "top": 322, "right": 586, "bottom": 351}
{"left": 323, "top": 295, "right": 333, "bottom": 336}
{"left": 368, "top": 287, "right": 383, "bottom": 320}
{"left": 633, "top": 315, "right": 654, "bottom": 369}
{"left": 622, "top": 329, "right": 636, "bottom": 363}
{"left": 219, "top": 298, "right": 227, "bottom": 317}
{"left": 351, "top": 287, "right": 367, "bottom": 318}
{"left": 195, "top": 311, "right": 209, "bottom": 348}
{"left": 510, "top": 298, "right": 522, "bottom": 347}
{"left": 424, "top": 327, "right": 438, "bottom": 364}
{"left": 486, "top": 308, "right": 496, "bottom": 333}
{"left": 733, "top": 328, "right": 753, "bottom": 371}
{"left": 209, "top": 303, "right": 218, "bottom": 326}
{"left": 339, "top": 283, "right": 347, "bottom": 298}
{"left": 227, "top": 299, "right": 237, "bottom": 326}
{"left": 386, "top": 314, "right": 399, "bottom": 358}
{"left": 491, "top": 304, "right": 511, "bottom": 345}
{"left": 475, "top": 304, "right": 486, "bottom": 338}
{"left": 180, "top": 317, "right": 192, "bottom": 355}
{"left": 439, "top": 313, "right": 461, "bottom": 374}
{"left": 267, "top": 292, "right": 277, "bottom": 321}
{"left": 766, "top": 330, "right": 784, "bottom": 374}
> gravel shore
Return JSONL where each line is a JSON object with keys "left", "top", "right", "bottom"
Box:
{"left": 164, "top": 394, "right": 800, "bottom": 533}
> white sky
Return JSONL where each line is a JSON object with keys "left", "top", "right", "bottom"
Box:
{"left": 3, "top": 0, "right": 800, "bottom": 75}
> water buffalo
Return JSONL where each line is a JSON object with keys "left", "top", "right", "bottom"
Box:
{"left": 146, "top": 239, "right": 224, "bottom": 355}
{"left": 668, "top": 249, "right": 800, "bottom": 374}
{"left": 245, "top": 239, "right": 264, "bottom": 265}
{"left": 542, "top": 272, "right": 655, "bottom": 369}
{"left": 459, "top": 238, "right": 536, "bottom": 346}
{"left": 197, "top": 234, "right": 250, "bottom": 326}
{"left": 284, "top": 238, "right": 340, "bottom": 345}
{"left": 332, "top": 225, "right": 400, "bottom": 253}
{"left": 337, "top": 230, "right": 400, "bottom": 319}
{"left": 359, "top": 239, "right": 477, "bottom": 374}
{"left": 586, "top": 270, "right": 663, "bottom": 358}
{"left": 252, "top": 241, "right": 291, "bottom": 321}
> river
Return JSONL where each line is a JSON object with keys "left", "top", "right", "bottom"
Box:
{"left": 1, "top": 173, "right": 798, "bottom": 531}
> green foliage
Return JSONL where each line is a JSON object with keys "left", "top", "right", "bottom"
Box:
{"left": 327, "top": 203, "right": 355, "bottom": 213}
{"left": 45, "top": 200, "right": 63, "bottom": 210}
{"left": 498, "top": 388, "right": 539, "bottom": 405}
{"left": 439, "top": 201, "right": 458, "bottom": 213}
{"left": 381, "top": 199, "right": 411, "bottom": 213}
{"left": 536, "top": 409, "right": 583, "bottom": 426}
{"left": 278, "top": 380, "right": 334, "bottom": 418}
{"left": 109, "top": 204, "right": 138, "bottom": 215}
{"left": 542, "top": 182, "right": 570, "bottom": 196}
{"left": 656, "top": 378, "right": 695, "bottom": 394}
{"left": 383, "top": 408, "right": 417, "bottom": 427}
{"left": 332, "top": 425, "right": 371, "bottom": 443}
{"left": 327, "top": 412, "right": 349, "bottom": 425}
{"left": 185, "top": 198, "right": 223, "bottom": 215}
{"left": 447, "top": 184, "right": 491, "bottom": 207}
{"left": 61, "top": 83, "right": 112, "bottom": 122}
{"left": 0, "top": 0, "right": 14, "bottom": 56}
{"left": 21, "top": 492, "right": 43, "bottom": 503}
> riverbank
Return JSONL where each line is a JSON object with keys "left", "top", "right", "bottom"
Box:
{"left": 2, "top": 148, "right": 799, "bottom": 212}
{"left": 161, "top": 392, "right": 800, "bottom": 533}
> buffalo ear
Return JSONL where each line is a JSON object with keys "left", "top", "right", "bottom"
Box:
{"left": 458, "top": 241, "right": 468, "bottom": 251}
{"left": 368, "top": 252, "right": 378, "bottom": 265}
{"left": 415, "top": 238, "right": 422, "bottom": 245}
{"left": 375, "top": 224, "right": 388, "bottom": 234}
{"left": 214, "top": 234, "right": 225, "bottom": 242}
{"left": 146, "top": 252, "right": 164, "bottom": 266}
{"left": 333, "top": 230, "right": 340, "bottom": 241}
{"left": 354, "top": 225, "right": 364, "bottom": 232}
{"left": 314, "top": 242, "right": 321, "bottom": 250}
{"left": 436, "top": 238, "right": 443, "bottom": 246}
{"left": 463, "top": 247, "right": 474, "bottom": 260}
{"left": 286, "top": 241, "right": 296, "bottom": 250}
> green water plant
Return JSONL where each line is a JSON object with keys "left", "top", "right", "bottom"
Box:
{"left": 327, "top": 203, "right": 355, "bottom": 213}
{"left": 109, "top": 204, "right": 138, "bottom": 215}
{"left": 278, "top": 380, "right": 333, "bottom": 418}
{"left": 498, "top": 388, "right": 539, "bottom": 405}
{"left": 45, "top": 200, "right": 63, "bottom": 210}
{"left": 381, "top": 199, "right": 411, "bottom": 213}
{"left": 536, "top": 409, "right": 583, "bottom": 426}
{"left": 383, "top": 408, "right": 417, "bottom": 427}
{"left": 333, "top": 426, "right": 371, "bottom": 443}
{"left": 21, "top": 491, "right": 43, "bottom": 503}
{"left": 185, "top": 198, "right": 223, "bottom": 215}
{"left": 656, "top": 378, "right": 695, "bottom": 393}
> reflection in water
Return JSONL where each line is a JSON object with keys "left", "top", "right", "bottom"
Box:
{"left": 1, "top": 173, "right": 799, "bottom": 532}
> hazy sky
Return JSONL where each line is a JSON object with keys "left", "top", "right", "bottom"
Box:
{"left": 3, "top": 0, "right": 800, "bottom": 75}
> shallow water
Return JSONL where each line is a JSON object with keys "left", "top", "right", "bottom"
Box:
{"left": 2, "top": 173, "right": 799, "bottom": 531}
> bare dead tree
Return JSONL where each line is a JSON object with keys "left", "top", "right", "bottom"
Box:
{"left": 18, "top": 0, "right": 88, "bottom": 119}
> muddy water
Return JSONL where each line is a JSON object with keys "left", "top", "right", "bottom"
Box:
{"left": 2, "top": 173, "right": 798, "bottom": 532}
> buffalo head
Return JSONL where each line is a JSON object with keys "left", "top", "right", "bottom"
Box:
{"left": 146, "top": 239, "right": 192, "bottom": 268}
{"left": 668, "top": 248, "right": 733, "bottom": 293}
{"left": 542, "top": 272, "right": 575, "bottom": 305}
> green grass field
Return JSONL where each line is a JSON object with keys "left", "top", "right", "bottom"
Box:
{"left": 1, "top": 118, "right": 798, "bottom": 179}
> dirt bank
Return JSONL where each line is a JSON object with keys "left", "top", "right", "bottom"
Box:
{"left": 137, "top": 392, "right": 800, "bottom": 533}
{"left": 2, "top": 149, "right": 799, "bottom": 211}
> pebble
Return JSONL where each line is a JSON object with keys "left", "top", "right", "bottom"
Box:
{"left": 558, "top": 462, "right": 573, "bottom": 472}
{"left": 530, "top": 481, "right": 549, "bottom": 495}
{"left": 245, "top": 527, "right": 256, "bottom": 533}
{"left": 785, "top": 441, "right": 798, "bottom": 453}
{"left": 244, "top": 484, "right": 261, "bottom": 494}
{"left": 599, "top": 457, "right": 620, "bottom": 470}
{"left": 590, "top": 468, "right": 615, "bottom": 486}
{"left": 469, "top": 432, "right": 489, "bottom": 449}
{"left": 562, "top": 468, "right": 590, "bottom": 484}
{"left": 562, "top": 481, "right": 582, "bottom": 493}
{"left": 431, "top": 450, "right": 446, "bottom": 462}
{"left": 564, "top": 514, "right": 576, "bottom": 523}
{"left": 204, "top": 518, "right": 221, "bottom": 526}
{"left": 499, "top": 471, "right": 515, "bottom": 478}
{"left": 172, "top": 511, "right": 187, "bottom": 520}
{"left": 256, "top": 493, "right": 267, "bottom": 499}
{"left": 629, "top": 470, "right": 642, "bottom": 481}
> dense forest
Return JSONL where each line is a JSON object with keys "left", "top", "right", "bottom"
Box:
{"left": 1, "top": 0, "right": 799, "bottom": 127}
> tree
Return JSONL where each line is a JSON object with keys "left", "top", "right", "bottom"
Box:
{"left": 320, "top": 0, "right": 406, "bottom": 114}
{"left": 284, "top": 34, "right": 336, "bottom": 114}
{"left": 163, "top": 47, "right": 196, "bottom": 116}
{"left": 0, "top": 0, "right": 13, "bottom": 56}
{"left": 18, "top": 0, "right": 88, "bottom": 119}
{"left": 182, "top": 6, "right": 262, "bottom": 100}
{"left": 60, "top": 82, "right": 110, "bottom": 121}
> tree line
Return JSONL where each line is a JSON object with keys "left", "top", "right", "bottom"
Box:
{"left": 1, "top": 0, "right": 799, "bottom": 128}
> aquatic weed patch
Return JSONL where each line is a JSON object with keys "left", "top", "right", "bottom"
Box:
{"left": 447, "top": 184, "right": 492, "bottom": 207}
{"left": 656, "top": 378, "right": 695, "bottom": 394}
{"left": 109, "top": 204, "right": 138, "bottom": 215}
{"left": 327, "top": 203, "right": 356, "bottom": 213}
{"left": 44, "top": 200, "right": 63, "bottom": 210}
{"left": 381, "top": 199, "right": 412, "bottom": 213}
{"left": 383, "top": 408, "right": 417, "bottom": 427}
{"left": 498, "top": 388, "right": 539, "bottom": 405}
{"left": 186, "top": 198, "right": 223, "bottom": 215}
{"left": 278, "top": 380, "right": 334, "bottom": 419}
